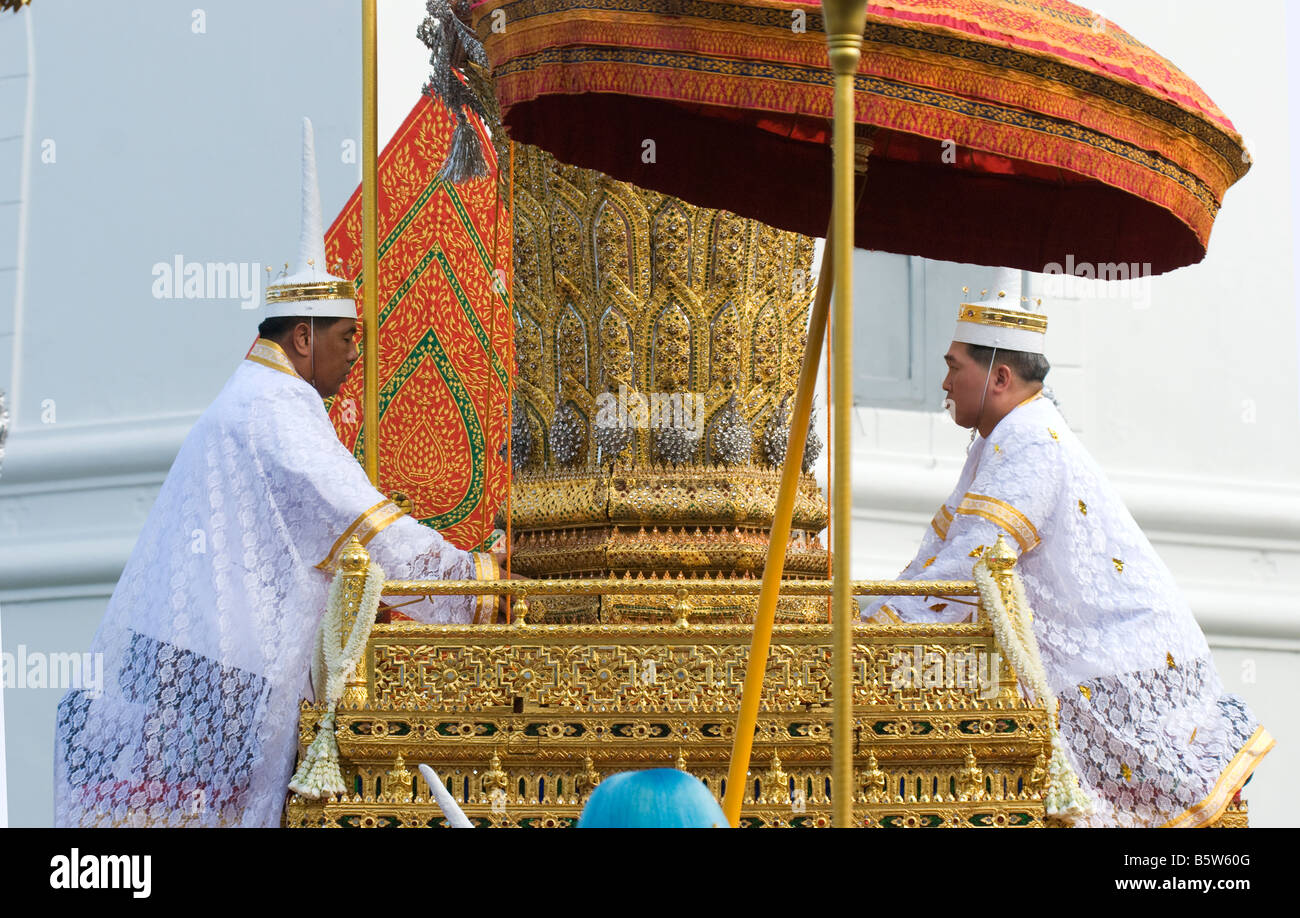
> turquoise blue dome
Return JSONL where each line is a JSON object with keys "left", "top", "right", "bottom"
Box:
{"left": 577, "top": 769, "right": 728, "bottom": 828}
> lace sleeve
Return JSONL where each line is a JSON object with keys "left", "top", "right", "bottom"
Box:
{"left": 881, "top": 435, "right": 1062, "bottom": 624}
{"left": 366, "top": 517, "right": 486, "bottom": 624}
{"left": 860, "top": 506, "right": 949, "bottom": 623}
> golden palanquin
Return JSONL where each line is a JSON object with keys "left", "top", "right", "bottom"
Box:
{"left": 287, "top": 551, "right": 1050, "bottom": 828}
{"left": 285, "top": 559, "right": 1249, "bottom": 828}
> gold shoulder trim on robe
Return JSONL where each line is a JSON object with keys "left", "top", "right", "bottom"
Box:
{"left": 863, "top": 602, "right": 904, "bottom": 625}
{"left": 930, "top": 505, "right": 954, "bottom": 541}
{"left": 317, "top": 498, "right": 406, "bottom": 572}
{"left": 955, "top": 492, "right": 1040, "bottom": 553}
{"left": 246, "top": 338, "right": 302, "bottom": 379}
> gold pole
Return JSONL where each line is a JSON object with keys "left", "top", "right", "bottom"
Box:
{"left": 721, "top": 229, "right": 833, "bottom": 827}
{"left": 823, "top": 0, "right": 868, "bottom": 829}
{"left": 338, "top": 536, "right": 372, "bottom": 708}
{"left": 361, "top": 0, "right": 380, "bottom": 485}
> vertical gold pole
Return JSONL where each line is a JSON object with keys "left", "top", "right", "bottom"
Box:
{"left": 722, "top": 229, "right": 833, "bottom": 827}
{"left": 361, "top": 0, "right": 380, "bottom": 485}
{"left": 824, "top": 0, "right": 868, "bottom": 829}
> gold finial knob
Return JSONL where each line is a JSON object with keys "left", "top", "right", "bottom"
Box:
{"left": 339, "top": 535, "right": 370, "bottom": 574}
{"left": 512, "top": 591, "right": 529, "bottom": 625}
{"left": 983, "top": 535, "right": 1017, "bottom": 573}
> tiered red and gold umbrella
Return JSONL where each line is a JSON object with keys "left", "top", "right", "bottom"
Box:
{"left": 473, "top": 0, "right": 1248, "bottom": 274}
{"left": 467, "top": 0, "right": 1250, "bottom": 826}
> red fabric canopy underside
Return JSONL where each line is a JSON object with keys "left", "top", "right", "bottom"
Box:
{"left": 506, "top": 94, "right": 1203, "bottom": 275}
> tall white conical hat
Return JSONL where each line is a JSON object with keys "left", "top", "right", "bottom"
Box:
{"left": 265, "top": 117, "right": 357, "bottom": 319}
{"left": 417, "top": 764, "right": 473, "bottom": 829}
{"left": 951, "top": 267, "right": 1046, "bottom": 354}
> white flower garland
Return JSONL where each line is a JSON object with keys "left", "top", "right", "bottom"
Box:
{"left": 973, "top": 557, "right": 1092, "bottom": 821}
{"left": 289, "top": 560, "right": 385, "bottom": 799}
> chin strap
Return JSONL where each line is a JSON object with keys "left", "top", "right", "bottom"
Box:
{"left": 973, "top": 345, "right": 997, "bottom": 436}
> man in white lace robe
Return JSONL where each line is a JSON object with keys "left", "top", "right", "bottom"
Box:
{"left": 861, "top": 283, "right": 1273, "bottom": 827}
{"left": 53, "top": 118, "right": 502, "bottom": 827}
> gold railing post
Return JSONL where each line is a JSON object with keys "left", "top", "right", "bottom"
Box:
{"left": 823, "top": 0, "right": 869, "bottom": 829}
{"left": 512, "top": 588, "right": 529, "bottom": 625}
{"left": 338, "top": 535, "right": 372, "bottom": 707}
{"left": 982, "top": 535, "right": 1048, "bottom": 708}
{"left": 983, "top": 535, "right": 1019, "bottom": 609}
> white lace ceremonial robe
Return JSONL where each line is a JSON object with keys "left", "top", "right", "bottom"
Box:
{"left": 861, "top": 394, "right": 1273, "bottom": 827}
{"left": 53, "top": 339, "right": 498, "bottom": 827}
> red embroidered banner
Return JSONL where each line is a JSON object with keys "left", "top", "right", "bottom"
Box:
{"left": 325, "top": 94, "right": 512, "bottom": 553}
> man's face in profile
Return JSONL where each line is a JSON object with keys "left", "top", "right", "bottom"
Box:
{"left": 941, "top": 342, "right": 985, "bottom": 429}
{"left": 311, "top": 318, "right": 360, "bottom": 399}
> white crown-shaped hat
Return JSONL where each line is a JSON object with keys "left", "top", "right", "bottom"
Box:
{"left": 951, "top": 267, "right": 1046, "bottom": 355}
{"left": 264, "top": 117, "right": 357, "bottom": 319}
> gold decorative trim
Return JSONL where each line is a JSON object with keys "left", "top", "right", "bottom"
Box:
{"left": 246, "top": 338, "right": 301, "bottom": 379}
{"left": 317, "top": 499, "right": 405, "bottom": 572}
{"left": 863, "top": 602, "right": 903, "bottom": 625}
{"left": 1162, "top": 726, "right": 1274, "bottom": 828}
{"left": 957, "top": 304, "right": 1048, "bottom": 333}
{"left": 930, "top": 505, "right": 954, "bottom": 541}
{"left": 266, "top": 279, "right": 356, "bottom": 303}
{"left": 956, "top": 493, "right": 1039, "bottom": 553}
{"left": 471, "top": 552, "right": 500, "bottom": 624}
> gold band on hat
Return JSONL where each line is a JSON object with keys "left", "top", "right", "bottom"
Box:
{"left": 266, "top": 279, "right": 356, "bottom": 303}
{"left": 957, "top": 304, "right": 1048, "bottom": 333}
